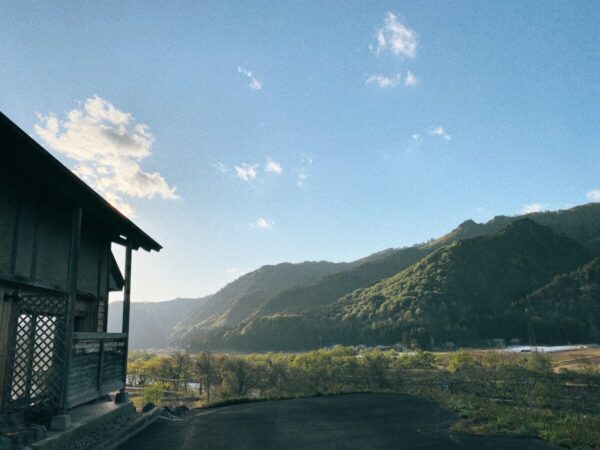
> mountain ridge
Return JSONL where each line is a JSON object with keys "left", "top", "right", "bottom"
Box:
{"left": 108, "top": 202, "right": 600, "bottom": 351}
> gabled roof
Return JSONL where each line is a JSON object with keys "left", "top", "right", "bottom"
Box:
{"left": 0, "top": 112, "right": 162, "bottom": 252}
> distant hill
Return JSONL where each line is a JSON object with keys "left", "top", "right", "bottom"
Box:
{"left": 108, "top": 297, "right": 205, "bottom": 349}
{"left": 336, "top": 219, "right": 589, "bottom": 346}
{"left": 220, "top": 220, "right": 590, "bottom": 351}
{"left": 252, "top": 203, "right": 600, "bottom": 321}
{"left": 255, "top": 246, "right": 430, "bottom": 317}
{"left": 116, "top": 202, "right": 600, "bottom": 351}
{"left": 427, "top": 203, "right": 600, "bottom": 254}
{"left": 170, "top": 261, "right": 354, "bottom": 346}
{"left": 516, "top": 256, "right": 600, "bottom": 344}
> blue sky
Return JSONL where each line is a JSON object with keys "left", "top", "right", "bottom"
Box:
{"left": 1, "top": 1, "right": 599, "bottom": 301}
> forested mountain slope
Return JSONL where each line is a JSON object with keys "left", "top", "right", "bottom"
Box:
{"left": 117, "top": 203, "right": 600, "bottom": 351}
{"left": 337, "top": 219, "right": 589, "bottom": 346}
{"left": 252, "top": 203, "right": 600, "bottom": 322}
{"left": 171, "top": 261, "right": 354, "bottom": 342}
{"left": 217, "top": 220, "right": 592, "bottom": 351}
{"left": 516, "top": 256, "right": 600, "bottom": 344}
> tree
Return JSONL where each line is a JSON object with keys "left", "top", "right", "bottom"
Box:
{"left": 172, "top": 352, "right": 192, "bottom": 391}
{"left": 223, "top": 357, "right": 254, "bottom": 397}
{"left": 195, "top": 351, "right": 217, "bottom": 404}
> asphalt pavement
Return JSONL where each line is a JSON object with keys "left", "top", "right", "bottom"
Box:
{"left": 118, "top": 393, "right": 559, "bottom": 449}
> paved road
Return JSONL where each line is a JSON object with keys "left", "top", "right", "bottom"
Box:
{"left": 119, "top": 394, "right": 559, "bottom": 450}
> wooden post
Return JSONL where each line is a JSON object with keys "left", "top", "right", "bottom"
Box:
{"left": 58, "top": 206, "right": 82, "bottom": 417}
{"left": 121, "top": 243, "right": 132, "bottom": 336}
{"left": 97, "top": 337, "right": 105, "bottom": 393}
{"left": 116, "top": 243, "right": 132, "bottom": 403}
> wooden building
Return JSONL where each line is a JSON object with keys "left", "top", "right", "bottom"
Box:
{"left": 0, "top": 112, "right": 161, "bottom": 422}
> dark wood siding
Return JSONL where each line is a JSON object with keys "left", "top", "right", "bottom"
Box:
{"left": 67, "top": 334, "right": 126, "bottom": 408}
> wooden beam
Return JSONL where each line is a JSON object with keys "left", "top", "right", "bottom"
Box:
{"left": 60, "top": 206, "right": 82, "bottom": 414}
{"left": 0, "top": 273, "right": 100, "bottom": 300}
{"left": 73, "top": 332, "right": 127, "bottom": 340}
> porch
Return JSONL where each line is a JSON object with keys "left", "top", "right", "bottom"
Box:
{"left": 67, "top": 332, "right": 127, "bottom": 409}
{"left": 5, "top": 306, "right": 128, "bottom": 412}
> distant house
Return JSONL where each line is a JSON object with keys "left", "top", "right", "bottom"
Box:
{"left": 0, "top": 113, "right": 161, "bottom": 427}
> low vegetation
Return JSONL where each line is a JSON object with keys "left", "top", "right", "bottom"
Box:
{"left": 128, "top": 346, "right": 600, "bottom": 449}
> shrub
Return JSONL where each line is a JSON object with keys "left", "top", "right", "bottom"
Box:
{"left": 524, "top": 353, "right": 552, "bottom": 373}
{"left": 397, "top": 350, "right": 437, "bottom": 369}
{"left": 143, "top": 382, "right": 166, "bottom": 405}
{"left": 447, "top": 349, "right": 478, "bottom": 372}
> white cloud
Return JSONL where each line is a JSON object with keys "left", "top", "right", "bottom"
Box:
{"left": 587, "top": 190, "right": 600, "bottom": 202}
{"left": 366, "top": 73, "right": 401, "bottom": 89}
{"left": 374, "top": 12, "right": 417, "bottom": 58}
{"left": 521, "top": 203, "right": 544, "bottom": 214}
{"left": 213, "top": 162, "right": 229, "bottom": 173}
{"left": 235, "top": 163, "right": 258, "bottom": 181}
{"left": 265, "top": 157, "right": 283, "bottom": 174}
{"left": 34, "top": 96, "right": 177, "bottom": 217}
{"left": 410, "top": 133, "right": 421, "bottom": 142}
{"left": 253, "top": 217, "right": 274, "bottom": 229}
{"left": 404, "top": 70, "right": 418, "bottom": 87}
{"left": 429, "top": 126, "right": 452, "bottom": 141}
{"left": 237, "top": 66, "right": 262, "bottom": 90}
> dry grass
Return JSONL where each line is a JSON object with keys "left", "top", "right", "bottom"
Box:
{"left": 433, "top": 347, "right": 600, "bottom": 374}
{"left": 547, "top": 348, "right": 600, "bottom": 373}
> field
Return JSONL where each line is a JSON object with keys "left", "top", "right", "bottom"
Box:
{"left": 547, "top": 348, "right": 600, "bottom": 372}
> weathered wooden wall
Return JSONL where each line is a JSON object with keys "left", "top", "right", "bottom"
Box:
{"left": 0, "top": 179, "right": 117, "bottom": 407}
{"left": 67, "top": 335, "right": 126, "bottom": 408}
{"left": 0, "top": 181, "right": 112, "bottom": 329}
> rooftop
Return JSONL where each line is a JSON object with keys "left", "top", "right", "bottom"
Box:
{"left": 0, "top": 112, "right": 161, "bottom": 252}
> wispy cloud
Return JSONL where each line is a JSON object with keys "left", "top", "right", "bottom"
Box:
{"left": 366, "top": 71, "right": 418, "bottom": 89}
{"left": 34, "top": 96, "right": 177, "bottom": 217}
{"left": 521, "top": 203, "right": 544, "bottom": 214}
{"left": 407, "top": 126, "right": 454, "bottom": 153}
{"left": 406, "top": 133, "right": 422, "bottom": 153}
{"left": 297, "top": 169, "right": 307, "bottom": 186}
{"left": 587, "top": 190, "right": 600, "bottom": 202}
{"left": 213, "top": 162, "right": 229, "bottom": 173}
{"left": 373, "top": 12, "right": 417, "bottom": 58}
{"left": 429, "top": 126, "right": 452, "bottom": 141}
{"left": 253, "top": 217, "right": 274, "bottom": 229}
{"left": 366, "top": 73, "right": 401, "bottom": 89}
{"left": 237, "top": 66, "right": 262, "bottom": 90}
{"left": 297, "top": 154, "right": 313, "bottom": 187}
{"left": 226, "top": 267, "right": 249, "bottom": 276}
{"left": 404, "top": 70, "right": 418, "bottom": 87}
{"left": 265, "top": 157, "right": 283, "bottom": 174}
{"left": 235, "top": 163, "right": 258, "bottom": 181}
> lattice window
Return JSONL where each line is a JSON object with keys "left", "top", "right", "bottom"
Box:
{"left": 6, "top": 294, "right": 67, "bottom": 411}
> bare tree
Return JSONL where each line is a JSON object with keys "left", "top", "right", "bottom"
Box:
{"left": 195, "top": 351, "right": 217, "bottom": 404}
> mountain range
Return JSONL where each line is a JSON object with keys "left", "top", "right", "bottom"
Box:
{"left": 108, "top": 202, "right": 600, "bottom": 351}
